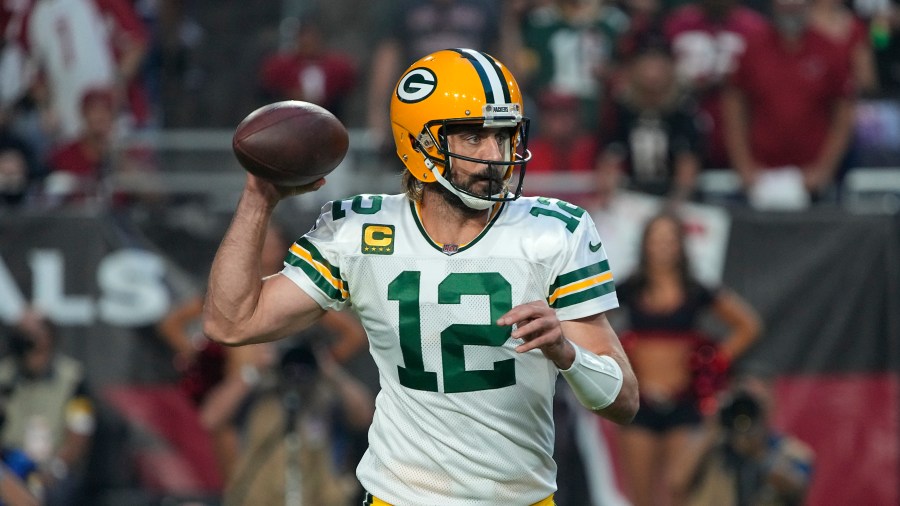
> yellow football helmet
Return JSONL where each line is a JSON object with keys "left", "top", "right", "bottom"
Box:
{"left": 390, "top": 48, "right": 531, "bottom": 205}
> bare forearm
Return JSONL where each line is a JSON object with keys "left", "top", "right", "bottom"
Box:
{"left": 203, "top": 189, "right": 275, "bottom": 344}
{"left": 204, "top": 175, "right": 328, "bottom": 345}
{"left": 331, "top": 370, "right": 375, "bottom": 429}
{"left": 714, "top": 291, "right": 763, "bottom": 360}
{"left": 199, "top": 376, "right": 253, "bottom": 430}
{"left": 719, "top": 330, "right": 757, "bottom": 361}
{"left": 718, "top": 303, "right": 762, "bottom": 360}
{"left": 157, "top": 296, "right": 204, "bottom": 355}
{"left": 812, "top": 99, "right": 855, "bottom": 178}
{"left": 320, "top": 311, "right": 368, "bottom": 362}
{"left": 595, "top": 348, "right": 639, "bottom": 424}
{"left": 560, "top": 315, "right": 640, "bottom": 424}
{"left": 672, "top": 152, "right": 700, "bottom": 200}
{"left": 0, "top": 465, "right": 39, "bottom": 506}
{"left": 722, "top": 87, "right": 758, "bottom": 182}
{"left": 584, "top": 321, "right": 640, "bottom": 424}
{"left": 117, "top": 41, "right": 147, "bottom": 83}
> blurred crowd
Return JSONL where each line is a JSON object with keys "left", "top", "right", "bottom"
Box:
{"left": 0, "top": 0, "right": 895, "bottom": 213}
{"left": 0, "top": 0, "right": 896, "bottom": 505}
{"left": 1, "top": 221, "right": 377, "bottom": 506}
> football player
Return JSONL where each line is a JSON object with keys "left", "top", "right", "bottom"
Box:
{"left": 204, "top": 48, "right": 638, "bottom": 506}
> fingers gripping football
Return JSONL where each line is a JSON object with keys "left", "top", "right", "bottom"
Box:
{"left": 245, "top": 173, "right": 326, "bottom": 207}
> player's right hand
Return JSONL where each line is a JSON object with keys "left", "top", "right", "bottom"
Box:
{"left": 245, "top": 174, "right": 326, "bottom": 206}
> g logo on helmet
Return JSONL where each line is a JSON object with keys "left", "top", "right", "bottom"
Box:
{"left": 397, "top": 68, "right": 437, "bottom": 103}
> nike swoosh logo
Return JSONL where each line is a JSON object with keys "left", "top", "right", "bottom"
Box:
{"left": 589, "top": 241, "right": 602, "bottom": 252}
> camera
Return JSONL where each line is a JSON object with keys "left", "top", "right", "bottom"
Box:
{"left": 718, "top": 389, "right": 763, "bottom": 433}
{"left": 277, "top": 343, "right": 321, "bottom": 430}
{"left": 279, "top": 342, "right": 320, "bottom": 383}
{"left": 5, "top": 328, "right": 35, "bottom": 357}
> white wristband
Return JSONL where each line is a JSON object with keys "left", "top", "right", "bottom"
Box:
{"left": 560, "top": 343, "right": 624, "bottom": 410}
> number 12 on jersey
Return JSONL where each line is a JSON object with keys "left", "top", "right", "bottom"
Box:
{"left": 387, "top": 271, "right": 516, "bottom": 394}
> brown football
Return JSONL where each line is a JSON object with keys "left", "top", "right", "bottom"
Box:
{"left": 232, "top": 101, "right": 349, "bottom": 186}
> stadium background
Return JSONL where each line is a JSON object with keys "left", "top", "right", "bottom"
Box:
{"left": 0, "top": 0, "right": 898, "bottom": 505}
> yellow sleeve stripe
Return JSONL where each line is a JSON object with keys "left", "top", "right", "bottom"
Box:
{"left": 288, "top": 243, "right": 349, "bottom": 299}
{"left": 548, "top": 271, "right": 613, "bottom": 305}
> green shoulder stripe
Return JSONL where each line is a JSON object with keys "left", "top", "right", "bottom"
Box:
{"left": 285, "top": 253, "right": 347, "bottom": 301}
{"left": 549, "top": 260, "right": 610, "bottom": 294}
{"left": 551, "top": 280, "right": 616, "bottom": 309}
{"left": 295, "top": 238, "right": 344, "bottom": 281}
{"left": 285, "top": 238, "right": 348, "bottom": 300}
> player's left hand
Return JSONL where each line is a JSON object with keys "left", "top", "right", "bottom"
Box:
{"left": 498, "top": 300, "right": 575, "bottom": 369}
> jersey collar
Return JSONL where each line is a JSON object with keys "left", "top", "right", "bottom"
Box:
{"left": 409, "top": 200, "right": 505, "bottom": 256}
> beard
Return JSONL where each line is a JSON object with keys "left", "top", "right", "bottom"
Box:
{"left": 433, "top": 164, "right": 507, "bottom": 215}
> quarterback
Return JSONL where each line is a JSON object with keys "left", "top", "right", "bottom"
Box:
{"left": 203, "top": 48, "right": 638, "bottom": 505}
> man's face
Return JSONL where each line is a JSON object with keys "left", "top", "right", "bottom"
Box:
{"left": 700, "top": 0, "right": 734, "bottom": 18}
{"left": 773, "top": 0, "right": 809, "bottom": 37}
{"left": 83, "top": 97, "right": 115, "bottom": 139}
{"left": 0, "top": 151, "right": 27, "bottom": 193}
{"left": 540, "top": 109, "right": 579, "bottom": 143}
{"left": 630, "top": 51, "right": 675, "bottom": 96}
{"left": 444, "top": 126, "right": 512, "bottom": 198}
{"left": 14, "top": 312, "right": 55, "bottom": 376}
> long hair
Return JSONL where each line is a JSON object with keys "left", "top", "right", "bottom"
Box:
{"left": 631, "top": 211, "right": 695, "bottom": 292}
{"left": 401, "top": 170, "right": 424, "bottom": 202}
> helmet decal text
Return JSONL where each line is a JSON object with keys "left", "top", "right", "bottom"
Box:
{"left": 397, "top": 68, "right": 437, "bottom": 103}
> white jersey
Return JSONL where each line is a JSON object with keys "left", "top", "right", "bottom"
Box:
{"left": 282, "top": 194, "right": 618, "bottom": 506}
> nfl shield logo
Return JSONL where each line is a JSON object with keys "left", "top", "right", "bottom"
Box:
{"left": 442, "top": 243, "right": 459, "bottom": 255}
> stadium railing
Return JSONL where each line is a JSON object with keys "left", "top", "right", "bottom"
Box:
{"left": 111, "top": 128, "right": 900, "bottom": 215}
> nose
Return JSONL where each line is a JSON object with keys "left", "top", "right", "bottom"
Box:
{"left": 478, "top": 133, "right": 504, "bottom": 162}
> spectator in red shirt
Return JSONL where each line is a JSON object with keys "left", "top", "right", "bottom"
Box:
{"left": 663, "top": 0, "right": 768, "bottom": 169}
{"left": 43, "top": 88, "right": 115, "bottom": 205}
{"left": 809, "top": 0, "right": 878, "bottom": 94}
{"left": 722, "top": 0, "right": 855, "bottom": 203}
{"left": 95, "top": 0, "right": 152, "bottom": 129}
{"left": 18, "top": 0, "right": 150, "bottom": 140}
{"left": 259, "top": 12, "right": 357, "bottom": 120}
{"left": 527, "top": 90, "right": 599, "bottom": 174}
{"left": 525, "top": 90, "right": 599, "bottom": 203}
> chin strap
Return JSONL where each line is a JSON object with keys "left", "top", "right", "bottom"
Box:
{"left": 427, "top": 158, "right": 505, "bottom": 211}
